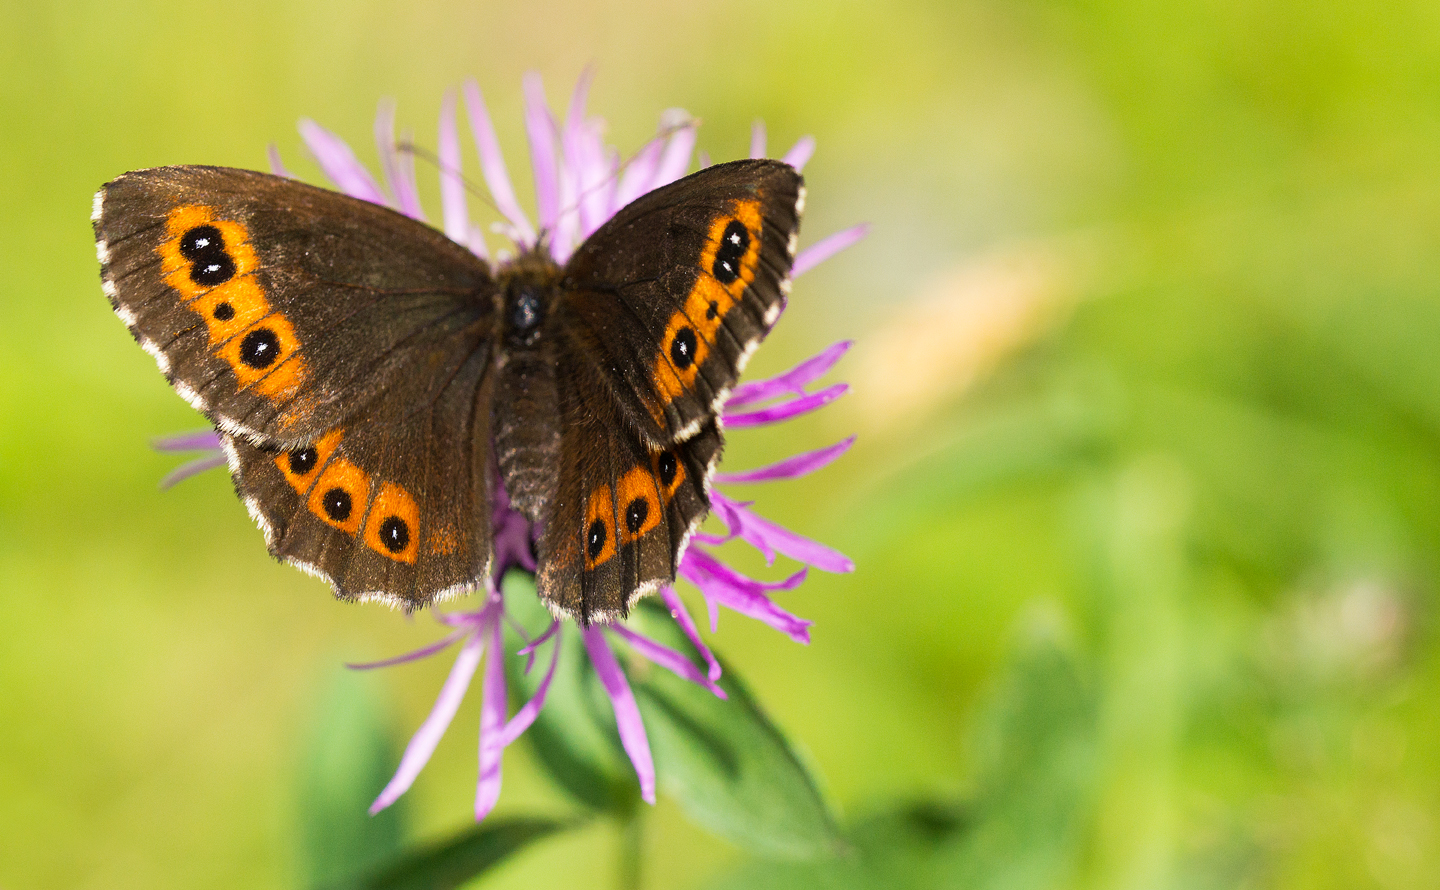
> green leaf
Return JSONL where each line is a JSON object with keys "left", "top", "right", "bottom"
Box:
{"left": 626, "top": 599, "right": 841, "bottom": 859}
{"left": 501, "top": 571, "right": 640, "bottom": 815}
{"left": 296, "top": 668, "right": 408, "bottom": 890}
{"left": 703, "top": 623, "right": 1098, "bottom": 889}
{"left": 323, "top": 817, "right": 571, "bottom": 890}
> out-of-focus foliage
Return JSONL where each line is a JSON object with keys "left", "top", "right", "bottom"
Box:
{"left": 4, "top": 0, "right": 1440, "bottom": 888}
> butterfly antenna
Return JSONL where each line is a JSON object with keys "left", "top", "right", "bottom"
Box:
{"left": 552, "top": 113, "right": 703, "bottom": 226}
{"left": 396, "top": 140, "right": 506, "bottom": 220}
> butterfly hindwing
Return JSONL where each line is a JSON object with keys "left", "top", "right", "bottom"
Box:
{"left": 558, "top": 159, "right": 804, "bottom": 447}
{"left": 96, "top": 166, "right": 499, "bottom": 607}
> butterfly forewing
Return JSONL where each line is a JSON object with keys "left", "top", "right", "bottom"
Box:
{"left": 560, "top": 159, "right": 804, "bottom": 448}
{"left": 96, "top": 166, "right": 499, "bottom": 608}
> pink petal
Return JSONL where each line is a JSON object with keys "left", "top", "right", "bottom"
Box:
{"left": 793, "top": 224, "right": 868, "bottom": 277}
{"left": 782, "top": 136, "right": 816, "bottom": 172}
{"left": 661, "top": 586, "right": 721, "bottom": 682}
{"left": 462, "top": 80, "right": 535, "bottom": 244}
{"left": 152, "top": 429, "right": 222, "bottom": 452}
{"left": 475, "top": 616, "right": 507, "bottom": 820}
{"left": 713, "top": 436, "right": 855, "bottom": 485}
{"left": 582, "top": 626, "right": 655, "bottom": 804}
{"left": 500, "top": 624, "right": 563, "bottom": 746}
{"left": 370, "top": 633, "right": 485, "bottom": 814}
{"left": 299, "top": 118, "right": 387, "bottom": 206}
{"left": 523, "top": 72, "right": 561, "bottom": 235}
{"left": 711, "top": 493, "right": 854, "bottom": 573}
{"left": 437, "top": 90, "right": 472, "bottom": 246}
{"left": 159, "top": 453, "right": 227, "bottom": 489}
{"left": 375, "top": 101, "right": 425, "bottom": 220}
{"left": 614, "top": 137, "right": 664, "bottom": 210}
{"left": 679, "top": 549, "right": 813, "bottom": 644}
{"left": 345, "top": 626, "right": 469, "bottom": 670}
{"left": 267, "top": 144, "right": 293, "bottom": 178}
{"left": 608, "top": 624, "right": 725, "bottom": 699}
{"left": 725, "top": 341, "right": 851, "bottom": 407}
{"left": 723, "top": 383, "right": 848, "bottom": 428}
{"left": 651, "top": 124, "right": 696, "bottom": 189}
{"left": 750, "top": 120, "right": 767, "bottom": 159}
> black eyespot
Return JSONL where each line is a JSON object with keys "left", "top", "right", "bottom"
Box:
{"left": 712, "top": 220, "right": 749, "bottom": 284}
{"left": 239, "top": 327, "right": 280, "bottom": 368}
{"left": 587, "top": 519, "right": 607, "bottom": 560}
{"left": 287, "top": 446, "right": 317, "bottom": 476}
{"left": 670, "top": 327, "right": 697, "bottom": 370}
{"left": 378, "top": 517, "right": 410, "bottom": 553}
{"left": 705, "top": 300, "right": 719, "bottom": 320}
{"left": 657, "top": 452, "right": 677, "bottom": 487}
{"left": 190, "top": 253, "right": 235, "bottom": 286}
{"left": 322, "top": 487, "right": 352, "bottom": 522}
{"left": 625, "top": 498, "right": 650, "bottom": 534}
{"left": 180, "top": 225, "right": 224, "bottom": 260}
{"left": 212, "top": 302, "right": 235, "bottom": 321}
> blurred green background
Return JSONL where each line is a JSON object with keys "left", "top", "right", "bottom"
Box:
{"left": 5, "top": 0, "right": 1440, "bottom": 887}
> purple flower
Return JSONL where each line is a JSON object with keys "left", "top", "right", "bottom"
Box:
{"left": 160, "top": 73, "right": 864, "bottom": 820}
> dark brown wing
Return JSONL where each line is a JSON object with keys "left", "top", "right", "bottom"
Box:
{"left": 95, "top": 166, "right": 498, "bottom": 607}
{"left": 533, "top": 159, "right": 802, "bottom": 621}
{"left": 558, "top": 158, "right": 803, "bottom": 447}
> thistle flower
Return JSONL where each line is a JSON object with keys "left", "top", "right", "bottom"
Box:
{"left": 159, "top": 72, "right": 865, "bottom": 820}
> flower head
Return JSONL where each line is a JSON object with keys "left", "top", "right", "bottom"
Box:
{"left": 160, "top": 72, "right": 865, "bottom": 820}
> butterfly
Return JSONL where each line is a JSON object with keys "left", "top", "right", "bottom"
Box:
{"left": 93, "top": 159, "right": 804, "bottom": 624}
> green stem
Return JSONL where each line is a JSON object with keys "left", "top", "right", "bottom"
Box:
{"left": 618, "top": 807, "right": 644, "bottom": 890}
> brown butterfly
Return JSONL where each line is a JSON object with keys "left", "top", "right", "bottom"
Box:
{"left": 94, "top": 160, "right": 803, "bottom": 623}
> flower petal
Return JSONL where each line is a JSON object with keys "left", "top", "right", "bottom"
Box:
{"left": 651, "top": 122, "right": 697, "bottom": 189}
{"left": 782, "top": 136, "right": 816, "bottom": 172}
{"left": 723, "top": 383, "right": 848, "bottom": 428}
{"left": 661, "top": 586, "right": 721, "bottom": 682}
{"left": 793, "top": 223, "right": 868, "bottom": 278}
{"left": 711, "top": 493, "right": 855, "bottom": 573}
{"left": 299, "top": 118, "right": 388, "bottom": 206}
{"left": 750, "top": 120, "right": 767, "bottom": 159}
{"left": 679, "top": 548, "right": 813, "bottom": 644}
{"left": 345, "top": 626, "right": 469, "bottom": 670}
{"left": 375, "top": 100, "right": 425, "bottom": 220}
{"left": 724, "top": 341, "right": 852, "bottom": 407}
{"left": 500, "top": 623, "right": 563, "bottom": 746}
{"left": 152, "top": 429, "right": 223, "bottom": 452}
{"left": 267, "top": 144, "right": 293, "bottom": 178}
{"left": 609, "top": 623, "right": 725, "bottom": 699}
{"left": 523, "top": 72, "right": 561, "bottom": 235}
{"left": 582, "top": 626, "right": 655, "bottom": 804}
{"left": 438, "top": 90, "right": 472, "bottom": 246}
{"left": 158, "top": 453, "right": 227, "bottom": 490}
{"left": 462, "top": 80, "right": 536, "bottom": 244}
{"left": 370, "top": 633, "right": 485, "bottom": 814}
{"left": 475, "top": 615, "right": 508, "bottom": 820}
{"left": 713, "top": 436, "right": 855, "bottom": 485}
{"left": 614, "top": 136, "right": 664, "bottom": 210}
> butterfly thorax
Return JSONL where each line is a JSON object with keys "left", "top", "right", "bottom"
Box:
{"left": 491, "top": 249, "right": 566, "bottom": 524}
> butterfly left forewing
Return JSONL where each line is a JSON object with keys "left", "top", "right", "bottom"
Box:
{"left": 97, "top": 166, "right": 501, "bottom": 608}
{"left": 559, "top": 159, "right": 804, "bottom": 448}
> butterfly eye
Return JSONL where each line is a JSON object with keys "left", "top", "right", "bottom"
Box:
{"left": 321, "top": 486, "right": 353, "bottom": 522}
{"left": 657, "top": 452, "right": 677, "bottom": 487}
{"left": 287, "top": 446, "right": 317, "bottom": 476}
{"left": 587, "top": 519, "right": 608, "bottom": 560}
{"left": 669, "top": 327, "right": 697, "bottom": 370}
{"left": 239, "top": 327, "right": 281, "bottom": 369}
{"left": 711, "top": 220, "right": 750, "bottom": 284}
{"left": 625, "top": 497, "right": 650, "bottom": 535}
{"left": 378, "top": 517, "right": 410, "bottom": 553}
